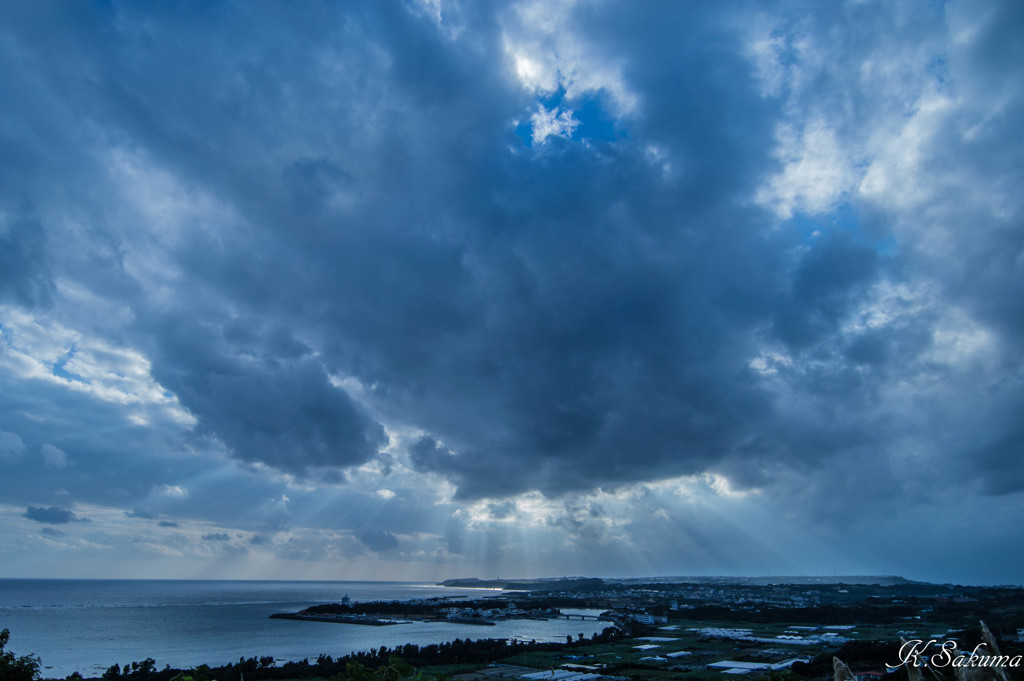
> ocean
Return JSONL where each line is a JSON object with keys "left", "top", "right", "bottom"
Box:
{"left": 0, "top": 580, "right": 611, "bottom": 679}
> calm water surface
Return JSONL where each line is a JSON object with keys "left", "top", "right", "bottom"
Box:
{"left": 0, "top": 580, "right": 610, "bottom": 679}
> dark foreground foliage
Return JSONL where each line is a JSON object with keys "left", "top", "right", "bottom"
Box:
{"left": 2, "top": 628, "right": 42, "bottom": 681}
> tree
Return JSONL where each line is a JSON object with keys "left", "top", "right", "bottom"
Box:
{"left": 169, "top": 665, "right": 211, "bottom": 681}
{"left": 375, "top": 656, "right": 416, "bottom": 681}
{"left": 0, "top": 628, "right": 42, "bottom": 681}
{"left": 333, "top": 661, "right": 373, "bottom": 681}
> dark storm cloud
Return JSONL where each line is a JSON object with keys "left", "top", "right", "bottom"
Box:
{"left": 158, "top": 520, "right": 179, "bottom": 528}
{"left": 770, "top": 1, "right": 1024, "bottom": 500}
{"left": 147, "top": 326, "right": 387, "bottom": 475}
{"left": 972, "top": 422, "right": 1024, "bottom": 496}
{"left": 202, "top": 533, "right": 230, "bottom": 542}
{"left": 0, "top": 0, "right": 1022, "bottom": 568}
{"left": 772, "top": 234, "right": 879, "bottom": 352}
{"left": 914, "top": 3, "right": 1024, "bottom": 369}
{"left": 24, "top": 506, "right": 80, "bottom": 525}
{"left": 0, "top": 219, "right": 53, "bottom": 308}
{"left": 368, "top": 4, "right": 796, "bottom": 498}
{"left": 1, "top": 1, "right": 788, "bottom": 495}
{"left": 356, "top": 529, "right": 399, "bottom": 553}
{"left": 15, "top": 0, "right": 506, "bottom": 480}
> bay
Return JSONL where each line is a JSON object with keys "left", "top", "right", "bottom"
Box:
{"left": 0, "top": 580, "right": 612, "bottom": 679}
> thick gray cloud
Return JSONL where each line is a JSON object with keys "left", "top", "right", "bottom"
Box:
{"left": 0, "top": 0, "right": 1022, "bottom": 583}
{"left": 24, "top": 506, "right": 81, "bottom": 525}
{"left": 357, "top": 529, "right": 400, "bottom": 553}
{"left": 0, "top": 220, "right": 53, "bottom": 308}
{"left": 147, "top": 331, "right": 387, "bottom": 476}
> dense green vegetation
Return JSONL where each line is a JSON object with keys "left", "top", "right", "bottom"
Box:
{"left": 1, "top": 628, "right": 42, "bottom": 681}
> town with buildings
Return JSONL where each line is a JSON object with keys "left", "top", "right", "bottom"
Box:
{"left": 263, "top": 576, "right": 1024, "bottom": 681}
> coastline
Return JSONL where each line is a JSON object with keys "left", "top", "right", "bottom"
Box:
{"left": 0, "top": 580, "right": 613, "bottom": 679}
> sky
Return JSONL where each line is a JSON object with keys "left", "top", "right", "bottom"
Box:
{"left": 0, "top": 0, "right": 1022, "bottom": 586}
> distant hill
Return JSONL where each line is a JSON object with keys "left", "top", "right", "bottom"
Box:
{"left": 440, "top": 575, "right": 921, "bottom": 589}
{"left": 607, "top": 575, "right": 919, "bottom": 586}
{"left": 439, "top": 577, "right": 607, "bottom": 591}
